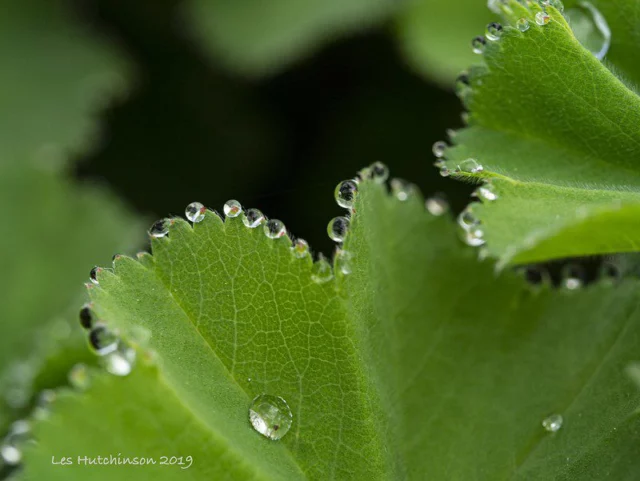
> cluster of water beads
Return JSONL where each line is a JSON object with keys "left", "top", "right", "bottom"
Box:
{"left": 335, "top": 180, "right": 358, "bottom": 210}
{"left": 224, "top": 200, "right": 243, "bottom": 218}
{"left": 327, "top": 216, "right": 350, "bottom": 243}
{"left": 542, "top": 413, "right": 563, "bottom": 432}
{"left": 185, "top": 202, "right": 206, "bottom": 223}
{"left": 249, "top": 394, "right": 293, "bottom": 440}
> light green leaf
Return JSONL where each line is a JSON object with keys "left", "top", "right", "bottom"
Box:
{"left": 0, "top": 0, "right": 139, "bottom": 430}
{"left": 183, "top": 0, "right": 404, "bottom": 76}
{"left": 21, "top": 176, "right": 640, "bottom": 479}
{"left": 441, "top": 1, "right": 640, "bottom": 266}
{"left": 395, "top": 0, "right": 496, "bottom": 86}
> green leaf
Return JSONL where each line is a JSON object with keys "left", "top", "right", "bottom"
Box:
{"left": 395, "top": 0, "right": 496, "bottom": 86}
{"left": 441, "top": 1, "right": 640, "bottom": 266}
{"left": 21, "top": 176, "right": 640, "bottom": 479}
{"left": 183, "top": 0, "right": 403, "bottom": 76}
{"left": 0, "top": 0, "right": 139, "bottom": 430}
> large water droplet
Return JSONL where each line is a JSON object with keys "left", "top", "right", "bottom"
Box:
{"left": 185, "top": 202, "right": 206, "bottom": 223}
{"left": 79, "top": 304, "right": 93, "bottom": 330}
{"left": 561, "top": 264, "right": 585, "bottom": 290}
{"left": 335, "top": 180, "right": 358, "bottom": 209}
{"left": 542, "top": 413, "right": 563, "bottom": 432}
{"left": 535, "top": 11, "right": 551, "bottom": 25}
{"left": 149, "top": 219, "right": 169, "bottom": 238}
{"left": 89, "top": 266, "right": 100, "bottom": 285}
{"left": 88, "top": 324, "right": 119, "bottom": 356}
{"left": 565, "top": 2, "right": 610, "bottom": 60}
{"left": 472, "top": 36, "right": 487, "bottom": 54}
{"left": 224, "top": 200, "right": 243, "bottom": 218}
{"left": 103, "top": 344, "right": 136, "bottom": 376}
{"left": 426, "top": 195, "right": 449, "bottom": 216}
{"left": 517, "top": 18, "right": 531, "bottom": 32}
{"left": 486, "top": 22, "right": 503, "bottom": 41}
{"left": 68, "top": 363, "right": 91, "bottom": 390}
{"left": 242, "top": 208, "right": 266, "bottom": 228}
{"left": 249, "top": 394, "right": 293, "bottom": 441}
{"left": 432, "top": 141, "right": 448, "bottom": 158}
{"left": 292, "top": 238, "right": 310, "bottom": 258}
{"left": 327, "top": 216, "right": 350, "bottom": 243}
{"left": 264, "top": 219, "right": 286, "bottom": 239}
{"left": 311, "top": 256, "right": 333, "bottom": 284}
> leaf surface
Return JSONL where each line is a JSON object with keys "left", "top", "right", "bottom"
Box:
{"left": 20, "top": 177, "right": 640, "bottom": 480}
{"left": 441, "top": 1, "right": 640, "bottom": 265}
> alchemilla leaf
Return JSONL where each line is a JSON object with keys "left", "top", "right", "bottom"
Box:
{"left": 19, "top": 170, "right": 640, "bottom": 480}
{"left": 439, "top": 0, "right": 640, "bottom": 266}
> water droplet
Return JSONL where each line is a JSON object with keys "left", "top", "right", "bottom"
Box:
{"left": 370, "top": 161, "right": 389, "bottom": 183}
{"left": 185, "top": 202, "right": 206, "bottom": 223}
{"left": 242, "top": 208, "right": 266, "bottom": 228}
{"left": 542, "top": 413, "right": 563, "bottom": 432}
{"left": 463, "top": 228, "right": 486, "bottom": 247}
{"left": 311, "top": 256, "right": 333, "bottom": 284}
{"left": 89, "top": 266, "right": 100, "bottom": 285}
{"left": 599, "top": 261, "right": 621, "bottom": 283}
{"left": 535, "top": 11, "right": 551, "bottom": 25}
{"left": 458, "top": 208, "right": 479, "bottom": 230}
{"left": 475, "top": 185, "right": 498, "bottom": 201}
{"left": 456, "top": 159, "right": 484, "bottom": 174}
{"left": 149, "top": 219, "right": 169, "bottom": 238}
{"left": 455, "top": 73, "right": 471, "bottom": 99}
{"left": 426, "top": 195, "right": 449, "bottom": 216}
{"left": 550, "top": 0, "right": 564, "bottom": 13}
{"left": 249, "top": 394, "right": 293, "bottom": 440}
{"left": 517, "top": 17, "right": 531, "bottom": 32}
{"left": 472, "top": 36, "right": 487, "bottom": 54}
{"left": 79, "top": 304, "right": 93, "bottom": 329}
{"left": 292, "top": 238, "right": 310, "bottom": 258}
{"left": 103, "top": 344, "right": 136, "bottom": 376}
{"left": 1, "top": 444, "right": 21, "bottom": 465}
{"left": 486, "top": 22, "right": 503, "bottom": 41}
{"left": 224, "top": 200, "right": 243, "bottom": 218}
{"left": 432, "top": 141, "right": 448, "bottom": 158}
{"left": 335, "top": 180, "right": 358, "bottom": 209}
{"left": 439, "top": 166, "right": 451, "bottom": 178}
{"left": 565, "top": 2, "right": 610, "bottom": 60}
{"left": 390, "top": 179, "right": 415, "bottom": 201}
{"left": 335, "top": 249, "right": 353, "bottom": 275}
{"left": 67, "top": 363, "right": 91, "bottom": 390}
{"left": 264, "top": 219, "right": 286, "bottom": 239}
{"left": 327, "top": 216, "right": 350, "bottom": 243}
{"left": 88, "top": 324, "right": 119, "bottom": 356}
{"left": 561, "top": 264, "right": 585, "bottom": 290}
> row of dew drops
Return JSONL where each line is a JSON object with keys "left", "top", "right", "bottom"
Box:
{"left": 478, "top": 1, "right": 610, "bottom": 59}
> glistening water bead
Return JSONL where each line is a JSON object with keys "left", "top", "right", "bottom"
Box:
{"left": 335, "top": 180, "right": 358, "bottom": 209}
{"left": 185, "top": 202, "right": 206, "bottom": 223}
{"left": 327, "top": 216, "right": 350, "bottom": 243}
{"left": 89, "top": 266, "right": 100, "bottom": 285}
{"left": 264, "top": 219, "right": 286, "bottom": 239}
{"left": 517, "top": 18, "right": 530, "bottom": 32}
{"left": 535, "top": 11, "right": 551, "bottom": 25}
{"left": 242, "top": 208, "right": 265, "bottom": 228}
{"left": 472, "top": 36, "right": 486, "bottom": 54}
{"left": 292, "top": 238, "right": 310, "bottom": 258}
{"left": 485, "top": 22, "right": 503, "bottom": 41}
{"left": 249, "top": 394, "right": 293, "bottom": 441}
{"left": 542, "top": 414, "right": 563, "bottom": 432}
{"left": 149, "top": 219, "right": 169, "bottom": 238}
{"left": 103, "top": 344, "right": 136, "bottom": 376}
{"left": 88, "top": 324, "right": 119, "bottom": 356}
{"left": 432, "top": 141, "right": 448, "bottom": 158}
{"left": 223, "top": 200, "right": 243, "bottom": 218}
{"left": 370, "top": 161, "right": 389, "bottom": 183}
{"left": 426, "top": 196, "right": 449, "bottom": 216}
{"left": 79, "top": 304, "right": 93, "bottom": 329}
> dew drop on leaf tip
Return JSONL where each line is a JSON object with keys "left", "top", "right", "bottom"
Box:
{"left": 456, "top": 159, "right": 483, "bottom": 174}
{"left": 149, "top": 219, "right": 169, "bottom": 238}
{"left": 335, "top": 179, "right": 358, "bottom": 209}
{"left": 311, "top": 256, "right": 333, "bottom": 284}
{"left": 432, "top": 141, "right": 448, "bottom": 158}
{"left": 535, "top": 11, "right": 551, "bottom": 25}
{"left": 327, "top": 216, "right": 350, "bottom": 243}
{"left": 472, "top": 36, "right": 487, "bottom": 54}
{"left": 185, "top": 201, "right": 206, "bottom": 223}
{"left": 264, "top": 219, "right": 287, "bottom": 239}
{"left": 335, "top": 249, "right": 353, "bottom": 275}
{"left": 292, "top": 238, "right": 310, "bottom": 258}
{"left": 542, "top": 413, "right": 563, "bottom": 432}
{"left": 242, "top": 208, "right": 266, "bottom": 228}
{"left": 88, "top": 324, "right": 119, "bottom": 356}
{"left": 249, "top": 394, "right": 293, "bottom": 441}
{"left": 517, "top": 18, "right": 530, "bottom": 32}
{"left": 370, "top": 161, "right": 389, "bottom": 183}
{"left": 223, "top": 199, "right": 243, "bottom": 218}
{"left": 79, "top": 304, "right": 93, "bottom": 329}
{"left": 89, "top": 266, "right": 100, "bottom": 285}
{"left": 486, "top": 22, "right": 503, "bottom": 41}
